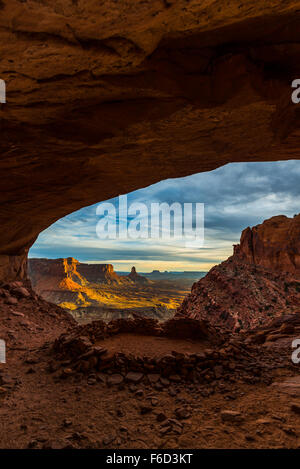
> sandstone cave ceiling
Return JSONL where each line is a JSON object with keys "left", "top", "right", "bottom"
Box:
{"left": 1, "top": 1, "right": 300, "bottom": 280}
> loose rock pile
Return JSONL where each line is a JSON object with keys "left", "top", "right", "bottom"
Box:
{"left": 54, "top": 316, "right": 223, "bottom": 349}
{"left": 50, "top": 316, "right": 290, "bottom": 387}
{"left": 245, "top": 314, "right": 300, "bottom": 345}
{"left": 0, "top": 280, "right": 76, "bottom": 347}
{"left": 0, "top": 281, "right": 32, "bottom": 305}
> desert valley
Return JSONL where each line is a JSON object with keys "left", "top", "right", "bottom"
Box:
{"left": 28, "top": 258, "right": 204, "bottom": 323}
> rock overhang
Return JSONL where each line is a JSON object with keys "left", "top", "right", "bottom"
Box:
{"left": 1, "top": 1, "right": 300, "bottom": 280}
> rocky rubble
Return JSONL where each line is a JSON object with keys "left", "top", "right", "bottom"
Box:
{"left": 54, "top": 316, "right": 223, "bottom": 347}
{"left": 0, "top": 280, "right": 75, "bottom": 347}
{"left": 50, "top": 316, "right": 297, "bottom": 389}
{"left": 244, "top": 313, "right": 300, "bottom": 345}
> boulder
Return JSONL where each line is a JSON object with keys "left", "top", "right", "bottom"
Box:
{"left": 125, "top": 372, "right": 144, "bottom": 384}
{"left": 107, "top": 374, "right": 124, "bottom": 386}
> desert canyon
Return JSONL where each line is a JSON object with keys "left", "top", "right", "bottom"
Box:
{"left": 27, "top": 258, "right": 201, "bottom": 322}
{"left": 1, "top": 0, "right": 300, "bottom": 451}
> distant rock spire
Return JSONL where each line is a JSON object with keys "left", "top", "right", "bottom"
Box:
{"left": 128, "top": 266, "right": 149, "bottom": 284}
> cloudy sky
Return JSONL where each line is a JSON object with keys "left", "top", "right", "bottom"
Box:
{"left": 29, "top": 160, "right": 300, "bottom": 272}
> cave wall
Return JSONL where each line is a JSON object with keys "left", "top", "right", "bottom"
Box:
{"left": 1, "top": 1, "right": 300, "bottom": 281}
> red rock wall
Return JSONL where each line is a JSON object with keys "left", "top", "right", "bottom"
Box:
{"left": 77, "top": 263, "right": 120, "bottom": 284}
{"left": 177, "top": 215, "right": 300, "bottom": 331}
{"left": 28, "top": 257, "right": 121, "bottom": 293}
{"left": 235, "top": 215, "right": 300, "bottom": 274}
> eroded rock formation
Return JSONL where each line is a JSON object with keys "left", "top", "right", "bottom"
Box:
{"left": 1, "top": 2, "right": 300, "bottom": 281}
{"left": 128, "top": 266, "right": 150, "bottom": 284}
{"left": 177, "top": 215, "right": 300, "bottom": 331}
{"left": 28, "top": 257, "right": 125, "bottom": 298}
{"left": 77, "top": 263, "right": 121, "bottom": 284}
{"left": 234, "top": 214, "right": 300, "bottom": 274}
{"left": 28, "top": 258, "right": 177, "bottom": 322}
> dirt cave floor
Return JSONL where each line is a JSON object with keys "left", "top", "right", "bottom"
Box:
{"left": 1, "top": 284, "right": 300, "bottom": 449}
{"left": 1, "top": 340, "right": 300, "bottom": 449}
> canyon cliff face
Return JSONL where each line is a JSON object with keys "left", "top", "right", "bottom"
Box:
{"left": 177, "top": 215, "right": 300, "bottom": 331}
{"left": 76, "top": 263, "right": 121, "bottom": 285}
{"left": 29, "top": 258, "right": 149, "bottom": 292}
{"left": 28, "top": 258, "right": 156, "bottom": 318}
{"left": 28, "top": 258, "right": 124, "bottom": 300}
{"left": 29, "top": 258, "right": 84, "bottom": 293}
{"left": 1, "top": 2, "right": 300, "bottom": 282}
{"left": 234, "top": 215, "right": 300, "bottom": 274}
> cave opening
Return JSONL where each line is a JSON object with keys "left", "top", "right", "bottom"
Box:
{"left": 27, "top": 159, "right": 300, "bottom": 328}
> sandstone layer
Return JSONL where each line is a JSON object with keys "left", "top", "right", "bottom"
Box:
{"left": 177, "top": 215, "right": 300, "bottom": 331}
{"left": 1, "top": 1, "right": 300, "bottom": 281}
{"left": 28, "top": 257, "right": 124, "bottom": 293}
{"left": 28, "top": 258, "right": 150, "bottom": 292}
{"left": 28, "top": 257, "right": 128, "bottom": 304}
{"left": 234, "top": 214, "right": 300, "bottom": 274}
{"left": 28, "top": 258, "right": 164, "bottom": 320}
